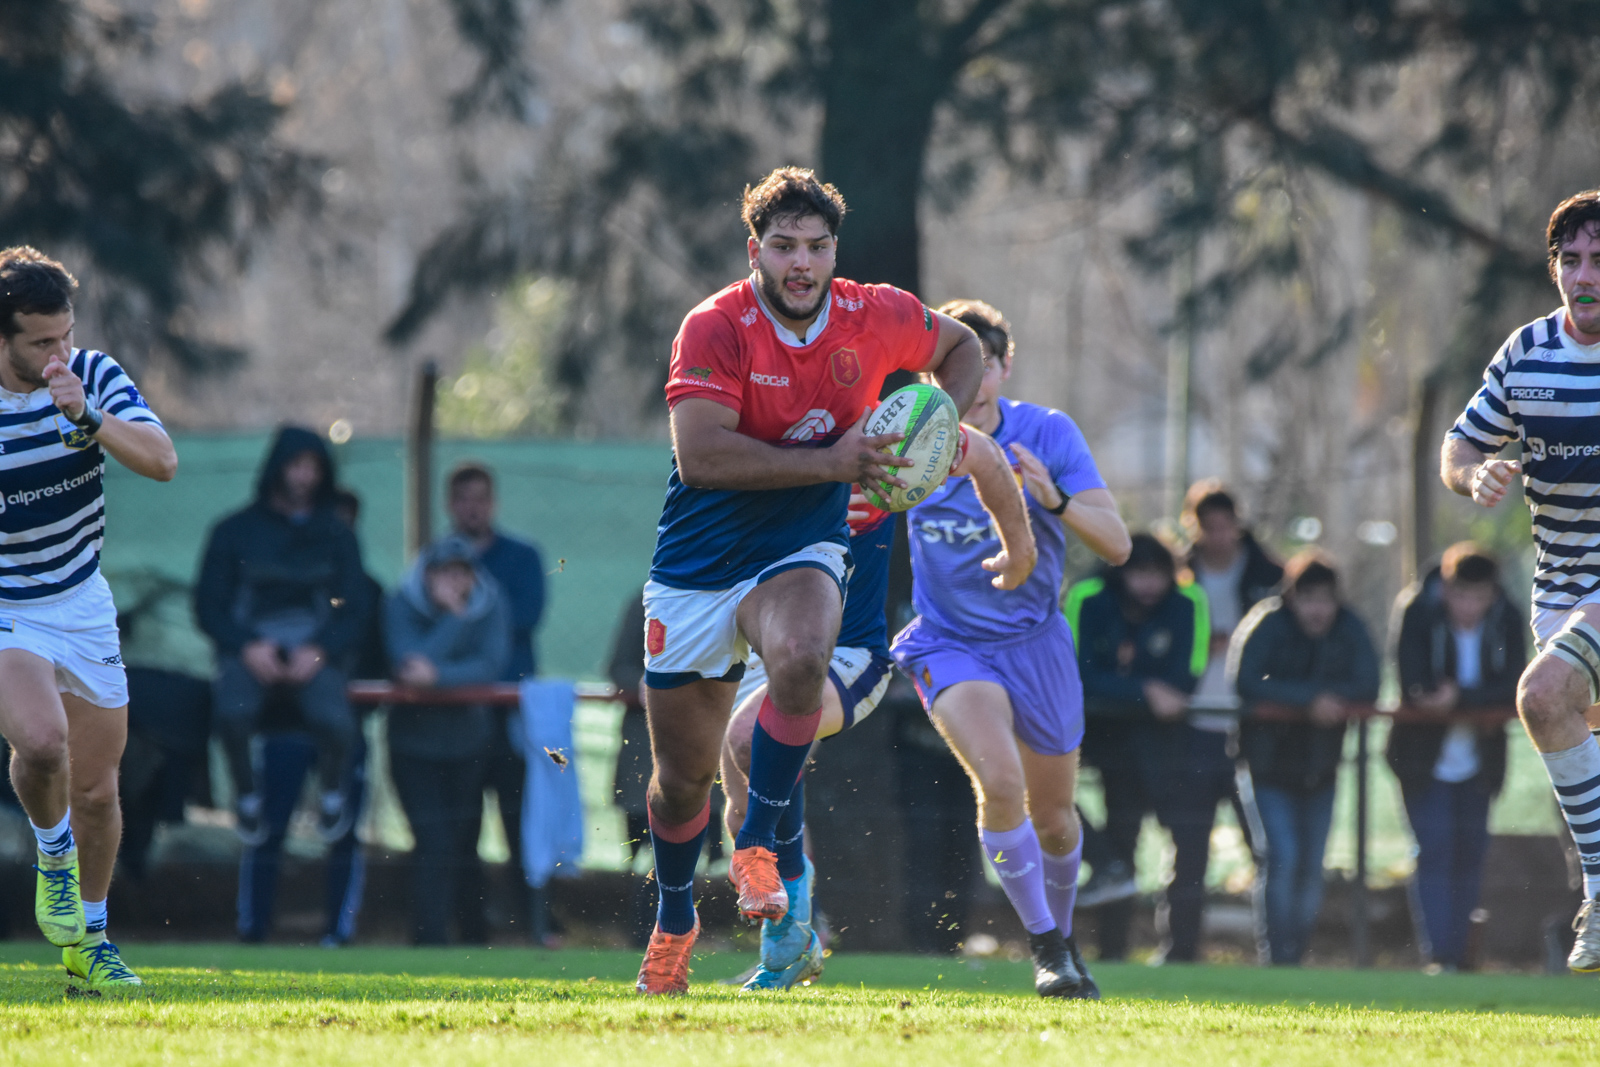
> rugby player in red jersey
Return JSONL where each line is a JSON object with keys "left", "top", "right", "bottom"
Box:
{"left": 636, "top": 167, "right": 984, "bottom": 994}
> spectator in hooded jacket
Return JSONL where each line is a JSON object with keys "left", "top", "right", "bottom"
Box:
{"left": 196, "top": 426, "right": 368, "bottom": 845}
{"left": 1388, "top": 541, "right": 1525, "bottom": 971}
{"left": 384, "top": 536, "right": 510, "bottom": 945}
{"left": 1066, "top": 533, "right": 1208, "bottom": 960}
{"left": 1233, "top": 549, "right": 1379, "bottom": 965}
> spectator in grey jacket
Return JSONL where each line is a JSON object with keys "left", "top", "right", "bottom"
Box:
{"left": 384, "top": 537, "right": 509, "bottom": 945}
{"left": 1232, "top": 550, "right": 1379, "bottom": 965}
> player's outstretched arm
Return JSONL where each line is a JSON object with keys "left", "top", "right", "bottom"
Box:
{"left": 672, "top": 398, "right": 909, "bottom": 491}
{"left": 43, "top": 356, "right": 176, "bottom": 482}
{"left": 956, "top": 427, "right": 1036, "bottom": 590}
{"left": 1440, "top": 435, "right": 1518, "bottom": 508}
{"left": 1010, "top": 441, "right": 1131, "bottom": 564}
{"left": 917, "top": 312, "right": 985, "bottom": 416}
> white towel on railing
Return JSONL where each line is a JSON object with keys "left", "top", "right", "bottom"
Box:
{"left": 516, "top": 678, "right": 584, "bottom": 888}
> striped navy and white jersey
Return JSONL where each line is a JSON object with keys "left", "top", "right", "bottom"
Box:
{"left": 0, "top": 348, "right": 163, "bottom": 603}
{"left": 1450, "top": 308, "right": 1600, "bottom": 612}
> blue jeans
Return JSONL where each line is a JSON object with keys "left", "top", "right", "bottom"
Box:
{"left": 1400, "top": 777, "right": 1492, "bottom": 967}
{"left": 1253, "top": 783, "right": 1336, "bottom": 965}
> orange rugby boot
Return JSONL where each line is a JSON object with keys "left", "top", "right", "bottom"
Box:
{"left": 729, "top": 845, "right": 787, "bottom": 923}
{"left": 636, "top": 916, "right": 700, "bottom": 995}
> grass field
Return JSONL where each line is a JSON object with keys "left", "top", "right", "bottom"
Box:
{"left": 1, "top": 942, "right": 1596, "bottom": 1065}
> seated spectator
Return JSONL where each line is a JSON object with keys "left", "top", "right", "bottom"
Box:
{"left": 1233, "top": 549, "right": 1379, "bottom": 965}
{"left": 384, "top": 536, "right": 509, "bottom": 945}
{"left": 1388, "top": 541, "right": 1525, "bottom": 971}
{"left": 445, "top": 462, "right": 546, "bottom": 939}
{"left": 1065, "top": 533, "right": 1207, "bottom": 961}
{"left": 196, "top": 426, "right": 367, "bottom": 844}
{"left": 236, "top": 487, "right": 385, "bottom": 947}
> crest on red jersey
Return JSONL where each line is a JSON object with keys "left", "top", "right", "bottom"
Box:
{"left": 831, "top": 347, "right": 861, "bottom": 387}
{"left": 646, "top": 618, "right": 666, "bottom": 658}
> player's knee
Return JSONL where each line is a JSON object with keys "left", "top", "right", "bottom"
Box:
{"left": 762, "top": 640, "right": 830, "bottom": 709}
{"left": 1033, "top": 809, "right": 1078, "bottom": 854}
{"left": 7, "top": 722, "right": 68, "bottom": 773}
{"left": 975, "top": 772, "right": 1027, "bottom": 821}
{"left": 1519, "top": 654, "right": 1588, "bottom": 729}
{"left": 72, "top": 769, "right": 119, "bottom": 813}
{"left": 650, "top": 763, "right": 716, "bottom": 812}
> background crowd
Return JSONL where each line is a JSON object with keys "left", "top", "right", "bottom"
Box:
{"left": 0, "top": 426, "right": 1572, "bottom": 971}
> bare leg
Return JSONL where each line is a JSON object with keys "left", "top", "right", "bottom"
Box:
{"left": 644, "top": 678, "right": 738, "bottom": 827}
{"left": 64, "top": 695, "right": 127, "bottom": 904}
{"left": 735, "top": 568, "right": 842, "bottom": 718}
{"left": 0, "top": 649, "right": 71, "bottom": 829}
{"left": 1018, "top": 740, "right": 1080, "bottom": 857}
{"left": 928, "top": 680, "right": 1027, "bottom": 832}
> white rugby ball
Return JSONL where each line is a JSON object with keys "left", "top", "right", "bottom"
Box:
{"left": 862, "top": 384, "right": 960, "bottom": 512}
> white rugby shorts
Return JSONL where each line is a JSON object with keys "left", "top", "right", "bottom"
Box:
{"left": 643, "top": 542, "right": 849, "bottom": 689}
{"left": 734, "top": 644, "right": 896, "bottom": 734}
{"left": 0, "top": 571, "right": 128, "bottom": 708}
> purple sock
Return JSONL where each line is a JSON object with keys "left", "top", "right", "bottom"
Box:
{"left": 736, "top": 697, "right": 820, "bottom": 852}
{"left": 773, "top": 775, "right": 806, "bottom": 881}
{"left": 981, "top": 820, "right": 1056, "bottom": 935}
{"left": 649, "top": 802, "right": 709, "bottom": 935}
{"left": 1041, "top": 834, "right": 1083, "bottom": 937}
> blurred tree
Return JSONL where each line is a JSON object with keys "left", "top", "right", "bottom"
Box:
{"left": 0, "top": 0, "right": 308, "bottom": 370}
{"left": 436, "top": 277, "right": 571, "bottom": 437}
{"left": 390, "top": 1, "right": 1600, "bottom": 427}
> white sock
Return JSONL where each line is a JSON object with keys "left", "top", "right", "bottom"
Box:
{"left": 84, "top": 898, "right": 108, "bottom": 934}
{"left": 30, "top": 810, "right": 74, "bottom": 857}
{"left": 1541, "top": 736, "right": 1600, "bottom": 899}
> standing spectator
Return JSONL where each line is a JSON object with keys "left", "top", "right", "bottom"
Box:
{"left": 1181, "top": 482, "right": 1283, "bottom": 843}
{"left": 445, "top": 462, "right": 546, "bottom": 937}
{"left": 1233, "top": 550, "right": 1380, "bottom": 965}
{"left": 1065, "top": 533, "right": 1207, "bottom": 960}
{"left": 1388, "top": 542, "right": 1525, "bottom": 971}
{"left": 235, "top": 487, "right": 384, "bottom": 946}
{"left": 196, "top": 426, "right": 366, "bottom": 844}
{"left": 384, "top": 536, "right": 509, "bottom": 945}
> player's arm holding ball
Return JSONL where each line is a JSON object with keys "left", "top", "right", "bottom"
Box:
{"left": 673, "top": 399, "right": 912, "bottom": 490}
{"left": 44, "top": 355, "right": 176, "bottom": 482}
{"left": 914, "top": 311, "right": 985, "bottom": 416}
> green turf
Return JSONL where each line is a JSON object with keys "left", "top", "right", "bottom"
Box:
{"left": 1, "top": 943, "right": 1595, "bottom": 1065}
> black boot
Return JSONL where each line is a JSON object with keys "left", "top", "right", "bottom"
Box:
{"left": 1065, "top": 935, "right": 1101, "bottom": 1000}
{"left": 1028, "top": 927, "right": 1088, "bottom": 998}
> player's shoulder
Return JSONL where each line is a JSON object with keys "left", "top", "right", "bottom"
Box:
{"left": 833, "top": 278, "right": 927, "bottom": 320}
{"left": 1002, "top": 397, "right": 1080, "bottom": 438}
{"left": 680, "top": 280, "right": 753, "bottom": 332}
{"left": 1496, "top": 310, "right": 1566, "bottom": 368}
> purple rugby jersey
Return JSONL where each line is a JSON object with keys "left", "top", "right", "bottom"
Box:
{"left": 907, "top": 397, "right": 1106, "bottom": 641}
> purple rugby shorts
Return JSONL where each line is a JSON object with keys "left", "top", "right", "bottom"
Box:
{"left": 891, "top": 612, "right": 1085, "bottom": 757}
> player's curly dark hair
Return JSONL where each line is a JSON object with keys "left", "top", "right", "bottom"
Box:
{"left": 937, "top": 299, "right": 1013, "bottom": 364}
{"left": 741, "top": 167, "right": 847, "bottom": 239}
{"left": 1547, "top": 190, "right": 1600, "bottom": 281}
{"left": 0, "top": 246, "right": 76, "bottom": 337}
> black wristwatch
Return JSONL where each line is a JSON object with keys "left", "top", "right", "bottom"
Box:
{"left": 1046, "top": 484, "right": 1070, "bottom": 515}
{"left": 68, "top": 405, "right": 104, "bottom": 436}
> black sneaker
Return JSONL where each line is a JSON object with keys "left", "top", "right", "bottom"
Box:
{"left": 235, "top": 793, "right": 269, "bottom": 847}
{"left": 1028, "top": 927, "right": 1089, "bottom": 998}
{"left": 1076, "top": 859, "right": 1138, "bottom": 908}
{"left": 316, "top": 791, "right": 355, "bottom": 843}
{"left": 1066, "top": 935, "right": 1101, "bottom": 999}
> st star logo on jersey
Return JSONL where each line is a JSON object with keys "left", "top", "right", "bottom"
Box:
{"left": 831, "top": 347, "right": 861, "bottom": 388}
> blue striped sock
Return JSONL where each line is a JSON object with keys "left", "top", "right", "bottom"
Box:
{"left": 31, "top": 812, "right": 73, "bottom": 857}
{"left": 650, "top": 802, "right": 710, "bottom": 935}
{"left": 1542, "top": 736, "right": 1600, "bottom": 899}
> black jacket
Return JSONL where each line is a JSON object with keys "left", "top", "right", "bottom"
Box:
{"left": 1183, "top": 529, "right": 1284, "bottom": 622}
{"left": 194, "top": 426, "right": 368, "bottom": 660}
{"left": 1384, "top": 568, "right": 1524, "bottom": 793}
{"left": 1066, "top": 576, "right": 1207, "bottom": 720}
{"left": 1232, "top": 598, "right": 1380, "bottom": 793}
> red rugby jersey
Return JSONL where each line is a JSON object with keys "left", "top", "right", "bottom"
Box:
{"left": 650, "top": 277, "right": 939, "bottom": 590}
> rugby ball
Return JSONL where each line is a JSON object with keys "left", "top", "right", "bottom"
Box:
{"left": 862, "top": 384, "right": 960, "bottom": 512}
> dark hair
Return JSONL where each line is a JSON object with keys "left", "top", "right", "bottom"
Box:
{"left": 0, "top": 246, "right": 77, "bottom": 338}
{"left": 1182, "top": 478, "right": 1239, "bottom": 528}
{"left": 1547, "top": 190, "right": 1600, "bottom": 282}
{"left": 741, "top": 167, "right": 847, "bottom": 239}
{"left": 1283, "top": 548, "right": 1338, "bottom": 594}
{"left": 1121, "top": 532, "right": 1177, "bottom": 576}
{"left": 937, "top": 299, "right": 1013, "bottom": 363}
{"left": 447, "top": 461, "right": 494, "bottom": 495}
{"left": 1440, "top": 541, "right": 1499, "bottom": 585}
